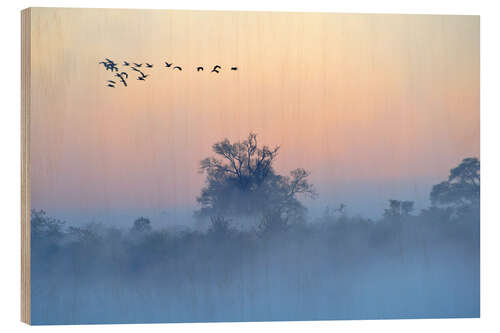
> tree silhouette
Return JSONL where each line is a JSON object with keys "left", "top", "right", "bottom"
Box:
{"left": 196, "top": 133, "right": 316, "bottom": 225}
{"left": 31, "top": 209, "right": 65, "bottom": 244}
{"left": 383, "top": 200, "right": 414, "bottom": 218}
{"left": 430, "top": 157, "right": 480, "bottom": 208}
{"left": 131, "top": 217, "right": 152, "bottom": 233}
{"left": 208, "top": 215, "right": 234, "bottom": 239}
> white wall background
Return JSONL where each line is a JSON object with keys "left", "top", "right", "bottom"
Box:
{"left": 0, "top": 1, "right": 498, "bottom": 332}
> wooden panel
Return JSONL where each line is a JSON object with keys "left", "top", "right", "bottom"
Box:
{"left": 21, "top": 7, "right": 31, "bottom": 325}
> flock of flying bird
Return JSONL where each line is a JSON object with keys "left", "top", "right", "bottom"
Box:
{"left": 99, "top": 58, "right": 238, "bottom": 88}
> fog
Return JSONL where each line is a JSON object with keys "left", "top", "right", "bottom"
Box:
{"left": 30, "top": 201, "right": 479, "bottom": 324}
{"left": 30, "top": 135, "right": 479, "bottom": 324}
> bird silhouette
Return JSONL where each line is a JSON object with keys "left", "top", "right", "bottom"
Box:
{"left": 104, "top": 58, "right": 118, "bottom": 68}
{"left": 133, "top": 63, "right": 142, "bottom": 67}
{"left": 197, "top": 66, "right": 204, "bottom": 72}
{"left": 99, "top": 59, "right": 118, "bottom": 72}
{"left": 146, "top": 63, "right": 153, "bottom": 68}
{"left": 231, "top": 67, "right": 238, "bottom": 71}
{"left": 123, "top": 61, "right": 130, "bottom": 66}
{"left": 164, "top": 62, "right": 173, "bottom": 67}
{"left": 114, "top": 72, "right": 128, "bottom": 87}
{"left": 173, "top": 66, "right": 182, "bottom": 71}
{"left": 211, "top": 65, "right": 221, "bottom": 73}
{"left": 131, "top": 67, "right": 147, "bottom": 77}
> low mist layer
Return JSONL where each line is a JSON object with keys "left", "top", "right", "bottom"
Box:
{"left": 30, "top": 135, "right": 480, "bottom": 324}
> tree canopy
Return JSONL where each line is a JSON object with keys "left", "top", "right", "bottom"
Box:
{"left": 430, "top": 157, "right": 480, "bottom": 208}
{"left": 383, "top": 200, "right": 415, "bottom": 218}
{"left": 196, "top": 133, "right": 316, "bottom": 226}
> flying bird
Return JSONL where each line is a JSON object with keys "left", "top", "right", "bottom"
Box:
{"left": 99, "top": 59, "right": 118, "bottom": 72}
{"left": 173, "top": 66, "right": 182, "bottom": 71}
{"left": 231, "top": 67, "right": 238, "bottom": 71}
{"left": 197, "top": 66, "right": 204, "bottom": 72}
{"left": 123, "top": 61, "right": 130, "bottom": 66}
{"left": 114, "top": 72, "right": 128, "bottom": 87}
{"left": 131, "top": 67, "right": 147, "bottom": 77}
{"left": 146, "top": 63, "right": 153, "bottom": 68}
{"left": 211, "top": 65, "right": 221, "bottom": 73}
{"left": 133, "top": 63, "right": 142, "bottom": 67}
{"left": 164, "top": 62, "right": 173, "bottom": 67}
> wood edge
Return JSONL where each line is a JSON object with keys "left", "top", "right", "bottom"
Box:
{"left": 21, "top": 7, "right": 31, "bottom": 325}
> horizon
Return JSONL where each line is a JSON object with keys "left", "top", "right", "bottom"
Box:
{"left": 29, "top": 9, "right": 479, "bottom": 227}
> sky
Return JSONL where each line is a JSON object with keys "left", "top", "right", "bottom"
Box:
{"left": 29, "top": 8, "right": 479, "bottom": 225}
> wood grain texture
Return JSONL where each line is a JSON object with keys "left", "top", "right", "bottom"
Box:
{"left": 21, "top": 8, "right": 479, "bottom": 324}
{"left": 21, "top": 7, "right": 31, "bottom": 325}
{"left": 27, "top": 9, "right": 479, "bottom": 222}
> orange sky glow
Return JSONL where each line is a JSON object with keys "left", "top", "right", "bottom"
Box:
{"left": 29, "top": 8, "right": 479, "bottom": 223}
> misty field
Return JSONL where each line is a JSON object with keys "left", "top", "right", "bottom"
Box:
{"left": 30, "top": 207, "right": 479, "bottom": 324}
{"left": 30, "top": 135, "right": 480, "bottom": 324}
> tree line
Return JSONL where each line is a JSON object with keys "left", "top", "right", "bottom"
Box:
{"left": 29, "top": 133, "right": 479, "bottom": 324}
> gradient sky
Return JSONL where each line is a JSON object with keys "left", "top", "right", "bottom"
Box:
{"left": 29, "top": 8, "right": 479, "bottom": 225}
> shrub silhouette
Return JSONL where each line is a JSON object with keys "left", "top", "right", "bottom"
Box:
{"left": 383, "top": 200, "right": 415, "bottom": 218}
{"left": 131, "top": 217, "right": 152, "bottom": 233}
